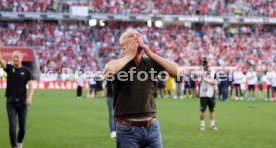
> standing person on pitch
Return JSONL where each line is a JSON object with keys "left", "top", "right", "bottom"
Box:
{"left": 0, "top": 50, "right": 34, "bottom": 148}
{"left": 217, "top": 67, "right": 229, "bottom": 101}
{"left": 156, "top": 75, "right": 166, "bottom": 98}
{"left": 190, "top": 70, "right": 198, "bottom": 98}
{"left": 233, "top": 67, "right": 244, "bottom": 100}
{"left": 184, "top": 71, "right": 192, "bottom": 98}
{"left": 257, "top": 69, "right": 264, "bottom": 100}
{"left": 228, "top": 69, "right": 234, "bottom": 99}
{"left": 87, "top": 71, "right": 96, "bottom": 98}
{"left": 104, "top": 29, "right": 180, "bottom": 148}
{"left": 104, "top": 80, "right": 117, "bottom": 138}
{"left": 266, "top": 67, "right": 274, "bottom": 101}
{"left": 198, "top": 57, "right": 218, "bottom": 131}
{"left": 246, "top": 67, "right": 257, "bottom": 101}
{"left": 76, "top": 70, "right": 84, "bottom": 99}
{"left": 174, "top": 76, "right": 183, "bottom": 99}
{"left": 95, "top": 73, "right": 104, "bottom": 98}
{"left": 272, "top": 67, "right": 276, "bottom": 101}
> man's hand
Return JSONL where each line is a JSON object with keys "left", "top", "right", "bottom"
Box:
{"left": 124, "top": 38, "right": 138, "bottom": 59}
{"left": 137, "top": 37, "right": 152, "bottom": 57}
{"left": 104, "top": 39, "right": 138, "bottom": 76}
{"left": 0, "top": 49, "right": 2, "bottom": 60}
{"left": 0, "top": 40, "right": 3, "bottom": 60}
{"left": 0, "top": 48, "right": 7, "bottom": 69}
{"left": 27, "top": 81, "right": 34, "bottom": 106}
{"left": 135, "top": 37, "right": 180, "bottom": 77}
{"left": 0, "top": 41, "right": 2, "bottom": 58}
{"left": 26, "top": 97, "right": 32, "bottom": 106}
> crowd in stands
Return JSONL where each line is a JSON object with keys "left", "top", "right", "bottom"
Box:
{"left": 0, "top": 22, "right": 98, "bottom": 73}
{"left": 0, "top": 0, "right": 276, "bottom": 17}
{"left": 1, "top": 21, "right": 276, "bottom": 101}
{"left": 95, "top": 22, "right": 276, "bottom": 72}
{"left": 1, "top": 21, "right": 276, "bottom": 73}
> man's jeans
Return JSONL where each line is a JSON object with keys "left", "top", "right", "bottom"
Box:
{"left": 6, "top": 99, "right": 28, "bottom": 147}
{"left": 218, "top": 85, "right": 228, "bottom": 101}
{"left": 107, "top": 97, "right": 116, "bottom": 132}
{"left": 116, "top": 120, "right": 162, "bottom": 148}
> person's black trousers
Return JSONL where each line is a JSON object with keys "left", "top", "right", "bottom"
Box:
{"left": 234, "top": 84, "right": 243, "bottom": 97}
{"left": 77, "top": 86, "right": 82, "bottom": 97}
{"left": 184, "top": 87, "right": 191, "bottom": 96}
{"left": 229, "top": 83, "right": 234, "bottom": 96}
{"left": 218, "top": 85, "right": 222, "bottom": 100}
{"left": 6, "top": 99, "right": 28, "bottom": 147}
{"left": 267, "top": 85, "right": 272, "bottom": 98}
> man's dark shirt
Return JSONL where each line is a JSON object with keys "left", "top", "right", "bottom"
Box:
{"left": 4, "top": 64, "right": 32, "bottom": 100}
{"left": 218, "top": 71, "right": 229, "bottom": 87}
{"left": 112, "top": 58, "right": 164, "bottom": 120}
{"left": 106, "top": 80, "right": 113, "bottom": 98}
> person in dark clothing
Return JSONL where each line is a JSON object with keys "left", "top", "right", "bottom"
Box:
{"left": 175, "top": 76, "right": 183, "bottom": 99}
{"left": 257, "top": 70, "right": 264, "bottom": 100}
{"left": 228, "top": 70, "right": 234, "bottom": 99}
{"left": 217, "top": 67, "right": 229, "bottom": 101}
{"left": 157, "top": 75, "right": 166, "bottom": 98}
{"left": 105, "top": 80, "right": 116, "bottom": 138}
{"left": 104, "top": 29, "right": 179, "bottom": 148}
{"left": 95, "top": 74, "right": 104, "bottom": 98}
{"left": 184, "top": 72, "right": 191, "bottom": 98}
{"left": 266, "top": 67, "right": 273, "bottom": 100}
{"left": 190, "top": 70, "right": 198, "bottom": 98}
{"left": 0, "top": 50, "right": 34, "bottom": 148}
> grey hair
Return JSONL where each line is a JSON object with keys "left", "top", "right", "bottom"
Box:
{"left": 119, "top": 28, "right": 139, "bottom": 44}
{"left": 12, "top": 50, "right": 23, "bottom": 58}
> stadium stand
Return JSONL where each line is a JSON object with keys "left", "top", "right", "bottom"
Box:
{"left": 1, "top": 21, "right": 275, "bottom": 75}
{"left": 0, "top": 22, "right": 98, "bottom": 74}
{"left": 95, "top": 22, "right": 276, "bottom": 71}
{"left": 0, "top": 0, "right": 275, "bottom": 17}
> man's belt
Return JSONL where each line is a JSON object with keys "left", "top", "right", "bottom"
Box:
{"left": 116, "top": 118, "right": 156, "bottom": 127}
{"left": 7, "top": 97, "right": 22, "bottom": 102}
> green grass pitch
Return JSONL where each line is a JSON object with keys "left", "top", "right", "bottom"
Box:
{"left": 0, "top": 90, "right": 276, "bottom": 148}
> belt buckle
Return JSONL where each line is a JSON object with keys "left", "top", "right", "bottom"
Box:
{"left": 147, "top": 118, "right": 155, "bottom": 126}
{"left": 128, "top": 120, "right": 132, "bottom": 127}
{"left": 146, "top": 121, "right": 151, "bottom": 126}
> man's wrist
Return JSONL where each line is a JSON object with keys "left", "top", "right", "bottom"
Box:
{"left": 124, "top": 55, "right": 135, "bottom": 61}
{"left": 146, "top": 49, "right": 154, "bottom": 58}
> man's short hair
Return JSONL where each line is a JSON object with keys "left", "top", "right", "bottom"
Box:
{"left": 119, "top": 28, "right": 139, "bottom": 45}
{"left": 12, "top": 50, "right": 23, "bottom": 58}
